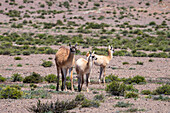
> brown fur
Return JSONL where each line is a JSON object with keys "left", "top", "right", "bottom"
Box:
{"left": 55, "top": 46, "right": 75, "bottom": 91}
{"left": 55, "top": 46, "right": 75, "bottom": 67}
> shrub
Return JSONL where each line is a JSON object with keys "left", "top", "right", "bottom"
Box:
{"left": 49, "top": 84, "right": 56, "bottom": 89}
{"left": 105, "top": 81, "right": 126, "bottom": 96}
{"left": 114, "top": 101, "right": 134, "bottom": 108}
{"left": 152, "top": 84, "right": 170, "bottom": 95}
{"left": 23, "top": 90, "right": 50, "bottom": 99}
{"left": 66, "top": 81, "right": 71, "bottom": 90}
{"left": 126, "top": 85, "right": 138, "bottom": 92}
{"left": 17, "top": 64, "right": 22, "bottom": 67}
{"left": 125, "top": 92, "right": 139, "bottom": 98}
{"left": 145, "top": 2, "right": 150, "bottom": 6}
{"left": 0, "top": 86, "right": 23, "bottom": 99}
{"left": 23, "top": 50, "right": 30, "bottom": 55}
{"left": 149, "top": 59, "right": 154, "bottom": 62}
{"left": 30, "top": 83, "right": 37, "bottom": 88}
{"left": 122, "top": 62, "right": 129, "bottom": 65}
{"left": 75, "top": 94, "right": 85, "bottom": 101}
{"left": 105, "top": 74, "right": 120, "bottom": 83}
{"left": 93, "top": 94, "right": 104, "bottom": 101}
{"left": 153, "top": 95, "right": 170, "bottom": 101}
{"left": 14, "top": 56, "right": 22, "bottom": 60}
{"left": 81, "top": 99, "right": 100, "bottom": 108}
{"left": 141, "top": 90, "right": 152, "bottom": 95}
{"left": 136, "top": 61, "right": 143, "bottom": 65}
{"left": 41, "top": 60, "right": 53, "bottom": 67}
{"left": 28, "top": 99, "right": 79, "bottom": 113}
{"left": 122, "top": 75, "right": 146, "bottom": 84}
{"left": 44, "top": 74, "right": 57, "bottom": 83}
{"left": 23, "top": 72, "right": 43, "bottom": 83}
{"left": 149, "top": 21, "right": 156, "bottom": 25}
{"left": 11, "top": 73, "right": 23, "bottom": 82}
{"left": 0, "top": 75, "right": 6, "bottom": 82}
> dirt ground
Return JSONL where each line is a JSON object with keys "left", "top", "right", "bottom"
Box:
{"left": 0, "top": 54, "right": 170, "bottom": 113}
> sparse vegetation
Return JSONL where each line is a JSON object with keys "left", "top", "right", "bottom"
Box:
{"left": 11, "top": 73, "right": 23, "bottom": 82}
{"left": 105, "top": 81, "right": 126, "bottom": 96}
{"left": 141, "top": 90, "right": 152, "bottom": 95}
{"left": 114, "top": 101, "right": 134, "bottom": 108}
{"left": 44, "top": 74, "right": 57, "bottom": 83}
{"left": 0, "top": 75, "right": 6, "bottom": 82}
{"left": 0, "top": 86, "right": 23, "bottom": 99}
{"left": 14, "top": 57, "right": 22, "bottom": 60}
{"left": 28, "top": 99, "right": 78, "bottom": 113}
{"left": 122, "top": 75, "right": 146, "bottom": 84}
{"left": 23, "top": 72, "right": 43, "bottom": 83}
{"left": 125, "top": 92, "right": 139, "bottom": 98}
{"left": 41, "top": 60, "right": 53, "bottom": 67}
{"left": 152, "top": 84, "right": 170, "bottom": 95}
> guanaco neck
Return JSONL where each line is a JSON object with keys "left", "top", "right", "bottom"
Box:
{"left": 68, "top": 51, "right": 75, "bottom": 62}
{"left": 87, "top": 56, "right": 93, "bottom": 68}
{"left": 107, "top": 48, "right": 112, "bottom": 60}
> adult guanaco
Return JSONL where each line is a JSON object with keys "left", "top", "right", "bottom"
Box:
{"left": 55, "top": 44, "right": 77, "bottom": 91}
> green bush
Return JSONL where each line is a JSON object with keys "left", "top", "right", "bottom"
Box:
{"left": 23, "top": 72, "right": 43, "bottom": 83}
{"left": 125, "top": 92, "right": 139, "bottom": 98}
{"left": 44, "top": 74, "right": 57, "bottom": 83}
{"left": 149, "top": 59, "right": 154, "bottom": 62}
{"left": 152, "top": 84, "right": 170, "bottom": 95}
{"left": 153, "top": 95, "right": 170, "bottom": 101}
{"left": 149, "top": 21, "right": 156, "bottom": 25}
{"left": 23, "top": 50, "right": 30, "bottom": 55}
{"left": 23, "top": 90, "right": 50, "bottom": 99}
{"left": 0, "top": 86, "right": 23, "bottom": 99}
{"left": 42, "top": 60, "right": 53, "bottom": 67}
{"left": 122, "top": 75, "right": 146, "bottom": 84}
{"left": 75, "top": 94, "right": 85, "bottom": 101}
{"left": 81, "top": 99, "right": 100, "bottom": 108}
{"left": 114, "top": 101, "right": 134, "bottom": 108}
{"left": 141, "top": 90, "right": 152, "bottom": 95}
{"left": 66, "top": 81, "right": 71, "bottom": 90}
{"left": 93, "top": 94, "right": 104, "bottom": 101}
{"left": 17, "top": 63, "right": 22, "bottom": 67}
{"left": 30, "top": 83, "right": 37, "bottom": 88}
{"left": 28, "top": 99, "right": 79, "bottom": 113}
{"left": 105, "top": 74, "right": 120, "bottom": 83}
{"left": 0, "top": 75, "right": 6, "bottom": 82}
{"left": 122, "top": 62, "right": 129, "bottom": 65}
{"left": 136, "top": 61, "right": 143, "bottom": 65}
{"left": 126, "top": 85, "right": 138, "bottom": 92}
{"left": 14, "top": 56, "right": 22, "bottom": 60}
{"left": 11, "top": 73, "right": 23, "bottom": 82}
{"left": 49, "top": 84, "right": 56, "bottom": 89}
{"left": 105, "top": 81, "right": 126, "bottom": 96}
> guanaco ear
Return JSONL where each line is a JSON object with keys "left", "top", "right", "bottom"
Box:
{"left": 69, "top": 43, "right": 71, "bottom": 47}
{"left": 86, "top": 52, "right": 89, "bottom": 57}
{"left": 109, "top": 45, "right": 111, "bottom": 49}
{"left": 75, "top": 43, "right": 77, "bottom": 47}
{"left": 92, "top": 51, "right": 95, "bottom": 54}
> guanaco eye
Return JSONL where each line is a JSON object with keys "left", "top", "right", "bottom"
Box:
{"left": 92, "top": 56, "right": 94, "bottom": 58}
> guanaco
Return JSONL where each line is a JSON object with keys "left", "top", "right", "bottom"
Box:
{"left": 75, "top": 51, "right": 97, "bottom": 92}
{"left": 55, "top": 44, "right": 77, "bottom": 91}
{"left": 93, "top": 45, "right": 114, "bottom": 85}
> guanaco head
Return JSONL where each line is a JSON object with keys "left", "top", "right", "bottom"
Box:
{"left": 88, "top": 51, "right": 97, "bottom": 61}
{"left": 69, "top": 43, "right": 77, "bottom": 53}
{"left": 109, "top": 45, "right": 114, "bottom": 54}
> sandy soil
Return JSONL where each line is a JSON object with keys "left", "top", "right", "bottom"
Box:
{"left": 0, "top": 54, "right": 170, "bottom": 113}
